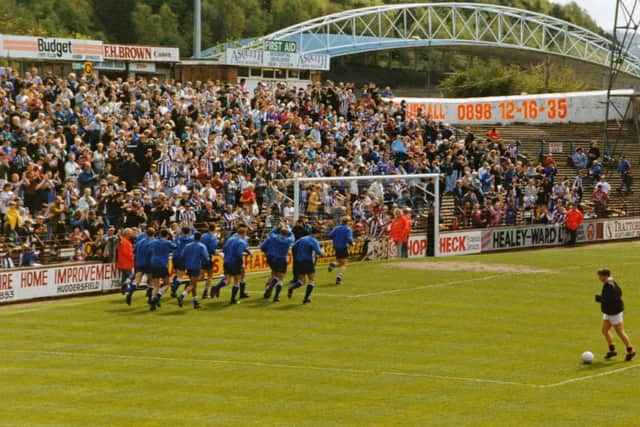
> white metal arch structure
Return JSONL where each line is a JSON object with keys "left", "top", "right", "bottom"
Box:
{"left": 253, "top": 2, "right": 640, "bottom": 78}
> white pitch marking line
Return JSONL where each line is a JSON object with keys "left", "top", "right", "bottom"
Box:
{"left": 1, "top": 260, "right": 637, "bottom": 312}
{"left": 2, "top": 349, "right": 637, "bottom": 388}
{"left": 379, "top": 370, "right": 537, "bottom": 387}
{"left": 0, "top": 296, "right": 106, "bottom": 315}
{"left": 344, "top": 274, "right": 504, "bottom": 298}
{"left": 0, "top": 349, "right": 539, "bottom": 388}
{"left": 5, "top": 348, "right": 637, "bottom": 389}
{"left": 539, "top": 363, "right": 640, "bottom": 388}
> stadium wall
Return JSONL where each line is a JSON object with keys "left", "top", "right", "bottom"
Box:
{"left": 0, "top": 263, "right": 119, "bottom": 305}
{"left": 2, "top": 218, "right": 638, "bottom": 305}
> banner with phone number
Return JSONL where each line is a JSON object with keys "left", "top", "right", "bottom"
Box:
{"left": 387, "top": 89, "right": 633, "bottom": 125}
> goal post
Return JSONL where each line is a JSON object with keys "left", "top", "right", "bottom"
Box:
{"left": 280, "top": 173, "right": 442, "bottom": 257}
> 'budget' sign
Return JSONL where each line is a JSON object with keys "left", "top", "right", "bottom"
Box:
{"left": 0, "top": 35, "right": 103, "bottom": 61}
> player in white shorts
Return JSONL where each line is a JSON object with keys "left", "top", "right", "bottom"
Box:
{"left": 595, "top": 269, "right": 635, "bottom": 361}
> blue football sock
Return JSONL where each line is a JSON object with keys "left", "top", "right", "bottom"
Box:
{"left": 289, "top": 280, "right": 303, "bottom": 290}
{"left": 171, "top": 276, "right": 180, "bottom": 291}
{"left": 304, "top": 283, "right": 314, "bottom": 300}
{"left": 273, "top": 282, "right": 283, "bottom": 299}
{"left": 230, "top": 285, "right": 240, "bottom": 301}
{"left": 214, "top": 278, "right": 227, "bottom": 290}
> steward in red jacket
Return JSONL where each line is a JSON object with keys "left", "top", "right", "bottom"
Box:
{"left": 565, "top": 204, "right": 584, "bottom": 246}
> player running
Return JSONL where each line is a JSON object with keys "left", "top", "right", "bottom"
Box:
{"left": 128, "top": 227, "right": 155, "bottom": 306}
{"left": 170, "top": 226, "right": 194, "bottom": 298}
{"left": 211, "top": 225, "right": 250, "bottom": 304}
{"left": 261, "top": 225, "right": 294, "bottom": 302}
{"left": 288, "top": 227, "right": 323, "bottom": 303}
{"left": 328, "top": 216, "right": 353, "bottom": 285}
{"left": 200, "top": 224, "right": 219, "bottom": 299}
{"left": 595, "top": 269, "right": 636, "bottom": 361}
{"left": 148, "top": 228, "right": 177, "bottom": 311}
{"left": 177, "top": 232, "right": 210, "bottom": 309}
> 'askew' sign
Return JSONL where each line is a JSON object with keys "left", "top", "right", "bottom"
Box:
{"left": 0, "top": 263, "right": 117, "bottom": 304}
{"left": 481, "top": 224, "right": 568, "bottom": 251}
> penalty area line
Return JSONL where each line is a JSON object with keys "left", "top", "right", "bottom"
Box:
{"left": 0, "top": 348, "right": 538, "bottom": 388}
{"left": 2, "top": 348, "right": 636, "bottom": 388}
{"left": 540, "top": 363, "right": 640, "bottom": 388}
{"left": 343, "top": 274, "right": 504, "bottom": 298}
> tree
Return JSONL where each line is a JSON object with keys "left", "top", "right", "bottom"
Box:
{"left": 439, "top": 59, "right": 522, "bottom": 97}
{"left": 439, "top": 58, "right": 592, "bottom": 97}
{"left": 132, "top": 3, "right": 186, "bottom": 50}
{"left": 93, "top": 0, "right": 135, "bottom": 43}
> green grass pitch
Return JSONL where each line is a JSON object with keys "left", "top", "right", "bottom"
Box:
{"left": 1, "top": 242, "right": 639, "bottom": 426}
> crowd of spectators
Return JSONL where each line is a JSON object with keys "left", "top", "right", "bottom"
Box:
{"left": 446, "top": 134, "right": 631, "bottom": 230}
{"left": 0, "top": 66, "right": 632, "bottom": 265}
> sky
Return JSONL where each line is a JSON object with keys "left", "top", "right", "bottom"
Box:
{"left": 550, "top": 0, "right": 616, "bottom": 32}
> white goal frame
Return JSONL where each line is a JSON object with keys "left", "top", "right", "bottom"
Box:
{"left": 289, "top": 173, "right": 442, "bottom": 257}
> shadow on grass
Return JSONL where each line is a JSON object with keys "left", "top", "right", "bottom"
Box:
{"left": 204, "top": 301, "right": 232, "bottom": 311}
{"left": 104, "top": 308, "right": 150, "bottom": 316}
{"left": 242, "top": 298, "right": 272, "bottom": 307}
{"left": 318, "top": 282, "right": 341, "bottom": 288}
{"left": 578, "top": 360, "right": 625, "bottom": 371}
{"left": 276, "top": 303, "right": 304, "bottom": 311}
{"left": 158, "top": 309, "right": 187, "bottom": 316}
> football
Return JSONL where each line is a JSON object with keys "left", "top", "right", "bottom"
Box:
{"left": 582, "top": 351, "right": 595, "bottom": 364}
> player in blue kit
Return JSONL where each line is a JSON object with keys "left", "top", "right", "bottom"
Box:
{"left": 288, "top": 227, "right": 324, "bottom": 303}
{"left": 177, "top": 232, "right": 210, "bottom": 309}
{"left": 148, "top": 228, "right": 177, "bottom": 311}
{"left": 328, "top": 217, "right": 353, "bottom": 284}
{"left": 170, "top": 226, "right": 194, "bottom": 298}
{"left": 200, "top": 224, "right": 219, "bottom": 299}
{"left": 127, "top": 227, "right": 155, "bottom": 306}
{"left": 211, "top": 225, "right": 250, "bottom": 304}
{"left": 260, "top": 225, "right": 294, "bottom": 302}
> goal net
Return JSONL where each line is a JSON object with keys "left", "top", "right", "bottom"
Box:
{"left": 272, "top": 173, "right": 441, "bottom": 260}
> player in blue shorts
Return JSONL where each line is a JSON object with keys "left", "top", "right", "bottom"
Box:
{"left": 328, "top": 216, "right": 353, "bottom": 284}
{"left": 177, "top": 232, "right": 210, "bottom": 309}
{"left": 288, "top": 227, "right": 324, "bottom": 303}
{"left": 211, "top": 225, "right": 250, "bottom": 304}
{"left": 127, "top": 227, "right": 155, "bottom": 306}
{"left": 148, "top": 228, "right": 177, "bottom": 311}
{"left": 260, "top": 225, "right": 294, "bottom": 302}
{"left": 200, "top": 224, "right": 219, "bottom": 299}
{"left": 170, "top": 226, "right": 194, "bottom": 297}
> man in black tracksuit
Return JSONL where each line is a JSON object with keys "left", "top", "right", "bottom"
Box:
{"left": 595, "top": 269, "right": 636, "bottom": 361}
